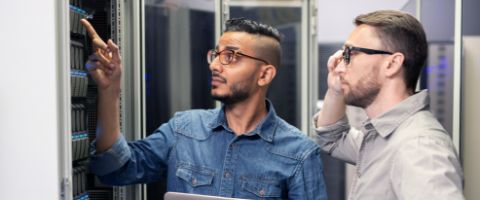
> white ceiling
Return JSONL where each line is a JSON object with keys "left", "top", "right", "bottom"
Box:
{"left": 317, "top": 0, "right": 410, "bottom": 43}
{"left": 162, "top": 0, "right": 215, "bottom": 12}
{"left": 161, "top": 0, "right": 412, "bottom": 42}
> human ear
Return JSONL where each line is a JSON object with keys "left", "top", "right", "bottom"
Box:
{"left": 258, "top": 65, "right": 277, "bottom": 86}
{"left": 385, "top": 52, "right": 404, "bottom": 77}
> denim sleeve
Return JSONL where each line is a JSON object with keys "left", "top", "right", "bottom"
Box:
{"left": 288, "top": 147, "right": 328, "bottom": 200}
{"left": 89, "top": 121, "right": 176, "bottom": 186}
{"left": 89, "top": 134, "right": 132, "bottom": 176}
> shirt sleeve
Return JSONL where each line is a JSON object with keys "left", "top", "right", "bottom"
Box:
{"left": 311, "top": 113, "right": 363, "bottom": 164}
{"left": 287, "top": 148, "right": 328, "bottom": 200}
{"left": 89, "top": 121, "right": 177, "bottom": 186}
{"left": 89, "top": 134, "right": 132, "bottom": 176}
{"left": 391, "top": 134, "right": 464, "bottom": 200}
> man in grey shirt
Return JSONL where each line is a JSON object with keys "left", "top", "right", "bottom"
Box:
{"left": 312, "top": 10, "right": 464, "bottom": 199}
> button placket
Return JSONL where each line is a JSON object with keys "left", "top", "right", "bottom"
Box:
{"left": 357, "top": 126, "right": 378, "bottom": 179}
{"left": 218, "top": 138, "right": 239, "bottom": 197}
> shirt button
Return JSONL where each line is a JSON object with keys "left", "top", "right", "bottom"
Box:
{"left": 259, "top": 189, "right": 266, "bottom": 197}
{"left": 192, "top": 178, "right": 197, "bottom": 186}
{"left": 224, "top": 172, "right": 231, "bottom": 178}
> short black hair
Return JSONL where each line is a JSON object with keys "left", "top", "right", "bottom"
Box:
{"left": 223, "top": 18, "right": 282, "bottom": 67}
{"left": 224, "top": 18, "right": 282, "bottom": 42}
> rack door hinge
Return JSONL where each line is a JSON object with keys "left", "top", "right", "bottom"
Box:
{"left": 61, "top": 177, "right": 70, "bottom": 200}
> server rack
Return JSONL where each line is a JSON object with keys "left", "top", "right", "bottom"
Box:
{"left": 67, "top": 0, "right": 125, "bottom": 199}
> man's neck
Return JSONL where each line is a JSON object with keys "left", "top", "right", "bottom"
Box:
{"left": 364, "top": 84, "right": 412, "bottom": 119}
{"left": 224, "top": 95, "right": 268, "bottom": 135}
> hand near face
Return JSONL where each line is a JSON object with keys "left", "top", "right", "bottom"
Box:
{"left": 80, "top": 19, "right": 122, "bottom": 93}
{"left": 327, "top": 50, "right": 344, "bottom": 95}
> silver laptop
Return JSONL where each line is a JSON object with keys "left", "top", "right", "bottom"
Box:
{"left": 164, "top": 192, "right": 247, "bottom": 200}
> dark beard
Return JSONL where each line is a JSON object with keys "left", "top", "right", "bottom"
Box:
{"left": 344, "top": 79, "right": 380, "bottom": 108}
{"left": 212, "top": 84, "right": 250, "bottom": 105}
{"left": 345, "top": 87, "right": 379, "bottom": 108}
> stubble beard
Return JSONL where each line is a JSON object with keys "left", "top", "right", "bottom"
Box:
{"left": 212, "top": 84, "right": 250, "bottom": 106}
{"left": 343, "top": 73, "right": 380, "bottom": 108}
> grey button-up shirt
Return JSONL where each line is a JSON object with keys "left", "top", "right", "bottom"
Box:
{"left": 312, "top": 90, "right": 464, "bottom": 200}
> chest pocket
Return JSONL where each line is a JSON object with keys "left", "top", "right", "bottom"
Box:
{"left": 241, "top": 178, "right": 283, "bottom": 199}
{"left": 175, "top": 165, "right": 215, "bottom": 194}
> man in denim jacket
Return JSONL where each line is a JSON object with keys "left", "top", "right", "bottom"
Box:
{"left": 81, "top": 18, "right": 327, "bottom": 199}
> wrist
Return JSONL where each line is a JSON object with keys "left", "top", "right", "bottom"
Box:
{"left": 327, "top": 88, "right": 344, "bottom": 99}
{"left": 98, "top": 86, "right": 121, "bottom": 99}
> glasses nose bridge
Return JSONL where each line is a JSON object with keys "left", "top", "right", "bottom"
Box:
{"left": 207, "top": 50, "right": 217, "bottom": 64}
{"left": 342, "top": 48, "right": 351, "bottom": 64}
{"left": 208, "top": 51, "right": 224, "bottom": 72}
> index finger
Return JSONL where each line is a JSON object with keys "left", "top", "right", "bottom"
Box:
{"left": 80, "top": 18, "right": 108, "bottom": 50}
{"left": 327, "top": 50, "right": 343, "bottom": 72}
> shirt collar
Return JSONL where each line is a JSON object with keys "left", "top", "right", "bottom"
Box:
{"left": 367, "top": 90, "right": 430, "bottom": 138}
{"left": 208, "top": 99, "right": 278, "bottom": 142}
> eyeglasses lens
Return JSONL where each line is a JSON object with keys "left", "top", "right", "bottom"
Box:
{"left": 343, "top": 47, "right": 350, "bottom": 64}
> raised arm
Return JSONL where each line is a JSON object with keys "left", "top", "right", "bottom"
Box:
{"left": 316, "top": 50, "right": 346, "bottom": 127}
{"left": 80, "top": 19, "right": 122, "bottom": 153}
{"left": 312, "top": 50, "right": 361, "bottom": 164}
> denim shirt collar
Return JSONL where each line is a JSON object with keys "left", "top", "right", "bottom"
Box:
{"left": 208, "top": 99, "right": 278, "bottom": 143}
{"left": 366, "top": 89, "right": 430, "bottom": 138}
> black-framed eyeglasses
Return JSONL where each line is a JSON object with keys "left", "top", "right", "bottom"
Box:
{"left": 207, "top": 49, "right": 269, "bottom": 65}
{"left": 342, "top": 45, "right": 393, "bottom": 64}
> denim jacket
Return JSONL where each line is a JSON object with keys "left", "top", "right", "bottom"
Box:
{"left": 90, "top": 100, "right": 327, "bottom": 199}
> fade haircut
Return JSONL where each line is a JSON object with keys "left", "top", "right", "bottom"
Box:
{"left": 355, "top": 10, "right": 428, "bottom": 92}
{"left": 224, "top": 18, "right": 282, "bottom": 67}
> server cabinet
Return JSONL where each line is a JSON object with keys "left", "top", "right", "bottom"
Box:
{"left": 62, "top": 0, "right": 142, "bottom": 199}
{"left": 422, "top": 43, "right": 455, "bottom": 135}
{"left": 1, "top": 0, "right": 65, "bottom": 199}
{"left": 462, "top": 36, "right": 480, "bottom": 200}
{"left": 142, "top": 1, "right": 216, "bottom": 199}
{"left": 68, "top": 0, "right": 116, "bottom": 199}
